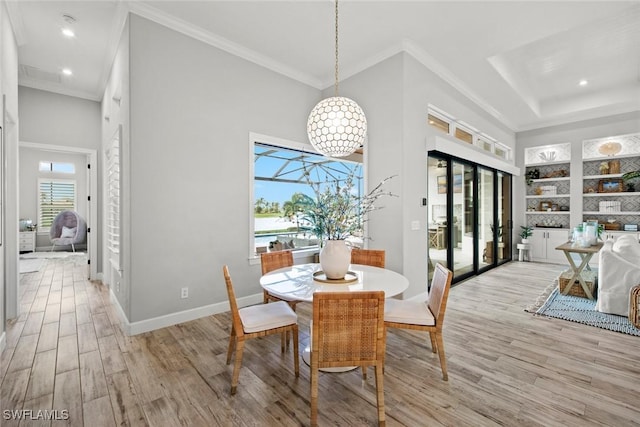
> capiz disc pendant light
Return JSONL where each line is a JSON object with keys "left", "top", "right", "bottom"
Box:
{"left": 307, "top": 0, "right": 367, "bottom": 158}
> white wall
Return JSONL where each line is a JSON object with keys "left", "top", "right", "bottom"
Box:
{"left": 515, "top": 111, "right": 640, "bottom": 235}
{"left": 125, "top": 14, "right": 319, "bottom": 324}
{"left": 1, "top": 0, "right": 20, "bottom": 332}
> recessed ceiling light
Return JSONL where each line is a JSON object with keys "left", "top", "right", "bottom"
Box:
{"left": 579, "top": 80, "right": 588, "bottom": 86}
{"left": 62, "top": 68, "right": 73, "bottom": 76}
{"left": 62, "top": 28, "right": 75, "bottom": 37}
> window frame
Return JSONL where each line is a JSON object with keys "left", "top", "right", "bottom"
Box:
{"left": 37, "top": 178, "right": 77, "bottom": 232}
{"left": 248, "top": 132, "right": 365, "bottom": 263}
{"left": 427, "top": 106, "right": 512, "bottom": 162}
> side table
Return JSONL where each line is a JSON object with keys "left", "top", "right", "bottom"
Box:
{"left": 555, "top": 241, "right": 603, "bottom": 300}
{"left": 516, "top": 243, "right": 531, "bottom": 262}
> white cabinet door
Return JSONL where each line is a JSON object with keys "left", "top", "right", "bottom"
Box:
{"left": 530, "top": 229, "right": 570, "bottom": 264}
{"left": 546, "top": 229, "right": 571, "bottom": 264}
{"left": 529, "top": 229, "right": 548, "bottom": 261}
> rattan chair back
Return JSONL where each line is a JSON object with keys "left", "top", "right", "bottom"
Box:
{"left": 350, "top": 248, "right": 386, "bottom": 268}
{"left": 428, "top": 263, "right": 452, "bottom": 324}
{"left": 311, "top": 291, "right": 386, "bottom": 425}
{"left": 261, "top": 250, "right": 294, "bottom": 275}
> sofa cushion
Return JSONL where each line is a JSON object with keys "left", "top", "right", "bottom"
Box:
{"left": 612, "top": 234, "right": 640, "bottom": 263}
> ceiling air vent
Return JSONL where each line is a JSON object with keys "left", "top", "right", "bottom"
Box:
{"left": 19, "top": 64, "right": 62, "bottom": 83}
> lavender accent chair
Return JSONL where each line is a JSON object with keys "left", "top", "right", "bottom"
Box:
{"left": 49, "top": 210, "right": 86, "bottom": 252}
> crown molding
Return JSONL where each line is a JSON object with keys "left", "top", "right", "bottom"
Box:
{"left": 402, "top": 39, "right": 519, "bottom": 132}
{"left": 320, "top": 42, "right": 405, "bottom": 90}
{"left": 18, "top": 80, "right": 101, "bottom": 102}
{"left": 126, "top": 2, "right": 324, "bottom": 90}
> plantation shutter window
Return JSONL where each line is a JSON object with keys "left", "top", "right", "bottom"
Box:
{"left": 106, "top": 134, "right": 121, "bottom": 270}
{"left": 38, "top": 179, "right": 76, "bottom": 231}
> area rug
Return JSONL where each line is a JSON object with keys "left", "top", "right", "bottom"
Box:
{"left": 20, "top": 251, "right": 83, "bottom": 259}
{"left": 526, "top": 281, "right": 640, "bottom": 337}
{"left": 19, "top": 258, "right": 46, "bottom": 273}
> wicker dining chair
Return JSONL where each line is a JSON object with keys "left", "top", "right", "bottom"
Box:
{"left": 310, "top": 291, "right": 386, "bottom": 426}
{"left": 223, "top": 265, "right": 299, "bottom": 395}
{"left": 351, "top": 248, "right": 386, "bottom": 268}
{"left": 384, "top": 263, "right": 453, "bottom": 380}
{"left": 260, "top": 250, "right": 302, "bottom": 309}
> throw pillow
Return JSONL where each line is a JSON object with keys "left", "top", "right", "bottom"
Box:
{"left": 60, "top": 226, "right": 76, "bottom": 238}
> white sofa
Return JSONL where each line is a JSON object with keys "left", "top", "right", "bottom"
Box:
{"left": 596, "top": 234, "right": 640, "bottom": 316}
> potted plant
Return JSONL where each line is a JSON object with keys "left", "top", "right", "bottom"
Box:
{"left": 622, "top": 170, "right": 640, "bottom": 192}
{"left": 301, "top": 168, "right": 396, "bottom": 279}
{"left": 519, "top": 225, "right": 533, "bottom": 243}
{"left": 525, "top": 168, "right": 540, "bottom": 186}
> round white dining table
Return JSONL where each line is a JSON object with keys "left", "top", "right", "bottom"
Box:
{"left": 259, "top": 262, "right": 409, "bottom": 302}
{"left": 260, "top": 262, "right": 409, "bottom": 371}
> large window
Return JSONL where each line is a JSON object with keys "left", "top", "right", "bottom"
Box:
{"left": 252, "top": 141, "right": 362, "bottom": 255}
{"left": 38, "top": 179, "right": 76, "bottom": 231}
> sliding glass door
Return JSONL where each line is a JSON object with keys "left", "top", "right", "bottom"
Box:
{"left": 427, "top": 154, "right": 512, "bottom": 283}
{"left": 452, "top": 161, "right": 473, "bottom": 278}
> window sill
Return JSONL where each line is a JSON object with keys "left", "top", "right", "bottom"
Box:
{"left": 248, "top": 247, "right": 320, "bottom": 266}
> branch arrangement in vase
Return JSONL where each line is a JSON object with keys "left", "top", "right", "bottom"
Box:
{"left": 301, "top": 165, "right": 397, "bottom": 241}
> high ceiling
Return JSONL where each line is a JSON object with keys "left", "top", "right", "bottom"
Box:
{"left": 6, "top": 1, "right": 640, "bottom": 132}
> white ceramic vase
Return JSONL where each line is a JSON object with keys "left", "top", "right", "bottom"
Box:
{"left": 320, "top": 240, "right": 351, "bottom": 280}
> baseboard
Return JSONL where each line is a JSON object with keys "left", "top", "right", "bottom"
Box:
{"left": 110, "top": 288, "right": 263, "bottom": 336}
{"left": 0, "top": 331, "right": 6, "bottom": 353}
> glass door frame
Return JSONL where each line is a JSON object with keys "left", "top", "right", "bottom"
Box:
{"left": 428, "top": 151, "right": 513, "bottom": 284}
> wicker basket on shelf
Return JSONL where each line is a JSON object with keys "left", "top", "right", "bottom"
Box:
{"left": 558, "top": 270, "right": 596, "bottom": 298}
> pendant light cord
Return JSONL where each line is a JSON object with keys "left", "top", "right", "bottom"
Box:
{"left": 334, "top": 0, "right": 339, "bottom": 97}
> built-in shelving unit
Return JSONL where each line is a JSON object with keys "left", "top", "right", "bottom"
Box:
{"left": 524, "top": 143, "right": 572, "bottom": 230}
{"left": 582, "top": 133, "right": 640, "bottom": 232}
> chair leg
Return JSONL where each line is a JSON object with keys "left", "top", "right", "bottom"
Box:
{"left": 226, "top": 326, "right": 236, "bottom": 365}
{"left": 310, "top": 361, "right": 319, "bottom": 426}
{"left": 51, "top": 242, "right": 55, "bottom": 252}
{"left": 230, "top": 339, "right": 245, "bottom": 395}
{"left": 263, "top": 290, "right": 270, "bottom": 304}
{"left": 292, "top": 325, "right": 299, "bottom": 377}
{"left": 361, "top": 366, "right": 367, "bottom": 380}
{"left": 374, "top": 364, "right": 386, "bottom": 426}
{"left": 71, "top": 243, "right": 75, "bottom": 252}
{"left": 434, "top": 332, "right": 448, "bottom": 381}
{"left": 429, "top": 331, "right": 438, "bottom": 353}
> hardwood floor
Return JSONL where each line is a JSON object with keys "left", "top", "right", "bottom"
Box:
{"left": 2, "top": 256, "right": 639, "bottom": 426}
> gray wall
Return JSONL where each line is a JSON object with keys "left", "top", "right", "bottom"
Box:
{"left": 336, "top": 52, "right": 516, "bottom": 298}
{"left": 19, "top": 87, "right": 101, "bottom": 149}
{"left": 126, "top": 15, "right": 320, "bottom": 323}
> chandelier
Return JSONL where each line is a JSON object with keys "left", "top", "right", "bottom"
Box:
{"left": 307, "top": 0, "right": 367, "bottom": 158}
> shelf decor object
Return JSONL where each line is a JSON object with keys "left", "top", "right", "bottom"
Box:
{"left": 598, "top": 141, "right": 622, "bottom": 157}
{"left": 307, "top": 0, "right": 367, "bottom": 158}
{"left": 598, "top": 178, "right": 623, "bottom": 193}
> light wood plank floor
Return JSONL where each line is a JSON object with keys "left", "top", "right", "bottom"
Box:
{"left": 2, "top": 256, "right": 640, "bottom": 426}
